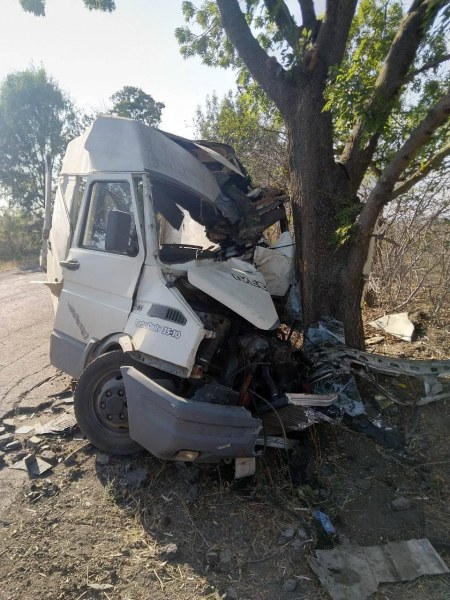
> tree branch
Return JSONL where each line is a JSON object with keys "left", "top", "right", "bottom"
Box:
{"left": 358, "top": 90, "right": 450, "bottom": 235}
{"left": 391, "top": 141, "right": 450, "bottom": 199}
{"left": 216, "top": 0, "right": 287, "bottom": 106}
{"left": 401, "top": 53, "right": 450, "bottom": 84}
{"left": 340, "top": 0, "right": 446, "bottom": 189}
{"left": 298, "top": 0, "right": 317, "bottom": 31}
{"left": 264, "top": 0, "right": 301, "bottom": 50}
{"left": 315, "top": 0, "right": 358, "bottom": 70}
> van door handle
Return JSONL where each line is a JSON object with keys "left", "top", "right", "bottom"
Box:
{"left": 60, "top": 259, "right": 80, "bottom": 271}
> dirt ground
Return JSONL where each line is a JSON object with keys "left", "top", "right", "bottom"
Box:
{"left": 0, "top": 274, "right": 449, "bottom": 599}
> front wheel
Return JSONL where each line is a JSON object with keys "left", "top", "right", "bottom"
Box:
{"left": 74, "top": 350, "right": 142, "bottom": 455}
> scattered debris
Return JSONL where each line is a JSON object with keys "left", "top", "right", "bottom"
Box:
{"left": 313, "top": 510, "right": 336, "bottom": 535}
{"left": 87, "top": 583, "right": 114, "bottom": 591}
{"left": 308, "top": 538, "right": 449, "bottom": 600}
{"left": 10, "top": 453, "right": 53, "bottom": 477}
{"left": 26, "top": 436, "right": 42, "bottom": 449}
{"left": 27, "top": 479, "right": 59, "bottom": 502}
{"left": 391, "top": 496, "right": 413, "bottom": 511}
{"left": 161, "top": 542, "right": 178, "bottom": 558}
{"left": 281, "top": 579, "right": 297, "bottom": 593}
{"left": 365, "top": 335, "right": 385, "bottom": 346}
{"left": 35, "top": 410, "right": 76, "bottom": 436}
{"left": 4, "top": 441, "right": 21, "bottom": 452}
{"left": 39, "top": 449, "right": 57, "bottom": 465}
{"left": 2, "top": 419, "right": 15, "bottom": 429}
{"left": 278, "top": 527, "right": 296, "bottom": 544}
{"left": 0, "top": 433, "right": 14, "bottom": 449}
{"left": 206, "top": 550, "right": 219, "bottom": 567}
{"left": 369, "top": 312, "right": 414, "bottom": 342}
{"left": 14, "top": 425, "right": 34, "bottom": 435}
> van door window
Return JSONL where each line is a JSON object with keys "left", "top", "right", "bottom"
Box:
{"left": 80, "top": 181, "right": 138, "bottom": 255}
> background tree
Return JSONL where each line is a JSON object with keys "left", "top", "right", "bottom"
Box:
{"left": 195, "top": 90, "right": 287, "bottom": 186}
{"left": 0, "top": 67, "right": 79, "bottom": 214}
{"left": 109, "top": 86, "right": 165, "bottom": 127}
{"left": 20, "top": 0, "right": 450, "bottom": 348}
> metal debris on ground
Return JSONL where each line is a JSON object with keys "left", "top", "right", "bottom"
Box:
{"left": 308, "top": 538, "right": 449, "bottom": 600}
{"left": 10, "top": 453, "right": 53, "bottom": 477}
{"left": 35, "top": 409, "right": 77, "bottom": 436}
{"left": 15, "top": 425, "right": 34, "bottom": 435}
{"left": 369, "top": 312, "right": 414, "bottom": 342}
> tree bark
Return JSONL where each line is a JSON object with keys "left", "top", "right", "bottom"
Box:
{"left": 283, "top": 76, "right": 367, "bottom": 349}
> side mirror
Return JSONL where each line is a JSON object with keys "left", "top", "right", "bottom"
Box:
{"left": 105, "top": 210, "right": 132, "bottom": 254}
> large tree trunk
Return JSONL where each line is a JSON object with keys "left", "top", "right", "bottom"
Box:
{"left": 284, "top": 78, "right": 369, "bottom": 349}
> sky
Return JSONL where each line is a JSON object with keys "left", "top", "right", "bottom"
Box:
{"left": 0, "top": 0, "right": 325, "bottom": 137}
{"left": 0, "top": 0, "right": 239, "bottom": 136}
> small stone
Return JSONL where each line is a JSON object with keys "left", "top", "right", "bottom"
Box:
{"left": 278, "top": 527, "right": 296, "bottom": 544}
{"left": 40, "top": 450, "right": 57, "bottom": 465}
{"left": 356, "top": 479, "right": 371, "bottom": 491}
{"left": 27, "top": 436, "right": 42, "bottom": 449}
{"left": 0, "top": 433, "right": 14, "bottom": 449}
{"left": 161, "top": 543, "right": 178, "bottom": 558}
{"left": 282, "top": 579, "right": 297, "bottom": 593}
{"left": 225, "top": 586, "right": 238, "bottom": 600}
{"left": 2, "top": 419, "right": 15, "bottom": 429}
{"left": 15, "top": 425, "right": 34, "bottom": 435}
{"left": 291, "top": 538, "right": 304, "bottom": 551}
{"left": 203, "top": 584, "right": 215, "bottom": 595}
{"left": 296, "top": 527, "right": 308, "bottom": 540}
{"left": 5, "top": 441, "right": 21, "bottom": 452}
{"left": 219, "top": 548, "right": 233, "bottom": 571}
{"left": 391, "top": 496, "right": 412, "bottom": 511}
{"left": 96, "top": 453, "right": 110, "bottom": 466}
{"left": 205, "top": 550, "right": 219, "bottom": 567}
{"left": 0, "top": 427, "right": 5, "bottom": 435}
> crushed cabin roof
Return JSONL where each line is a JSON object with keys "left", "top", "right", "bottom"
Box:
{"left": 60, "top": 115, "right": 238, "bottom": 206}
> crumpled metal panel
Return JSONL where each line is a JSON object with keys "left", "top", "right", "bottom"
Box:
{"left": 308, "top": 538, "right": 449, "bottom": 600}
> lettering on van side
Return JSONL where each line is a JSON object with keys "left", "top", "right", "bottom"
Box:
{"left": 231, "top": 272, "right": 269, "bottom": 292}
{"left": 135, "top": 319, "right": 181, "bottom": 339}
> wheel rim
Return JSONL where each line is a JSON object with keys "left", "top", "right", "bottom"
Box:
{"left": 93, "top": 371, "right": 129, "bottom": 434}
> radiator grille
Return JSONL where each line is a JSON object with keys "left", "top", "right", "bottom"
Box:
{"left": 148, "top": 304, "right": 187, "bottom": 325}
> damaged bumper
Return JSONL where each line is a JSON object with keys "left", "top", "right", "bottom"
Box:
{"left": 121, "top": 366, "right": 262, "bottom": 461}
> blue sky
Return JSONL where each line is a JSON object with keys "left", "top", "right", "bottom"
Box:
{"left": 0, "top": 0, "right": 238, "bottom": 136}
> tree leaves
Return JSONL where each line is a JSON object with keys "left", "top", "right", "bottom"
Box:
{"left": 109, "top": 86, "right": 165, "bottom": 127}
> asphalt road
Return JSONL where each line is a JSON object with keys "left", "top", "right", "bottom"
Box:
{"left": 0, "top": 266, "right": 66, "bottom": 419}
{"left": 0, "top": 266, "right": 70, "bottom": 512}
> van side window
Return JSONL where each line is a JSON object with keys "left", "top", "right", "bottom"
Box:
{"left": 80, "top": 181, "right": 138, "bottom": 255}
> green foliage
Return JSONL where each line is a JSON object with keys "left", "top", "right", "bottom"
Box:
{"left": 18, "top": 0, "right": 115, "bottom": 15}
{"left": 331, "top": 204, "right": 362, "bottom": 248}
{"left": 0, "top": 67, "right": 79, "bottom": 213}
{"left": 109, "top": 86, "right": 165, "bottom": 127}
{"left": 324, "top": 0, "right": 450, "bottom": 179}
{"left": 0, "top": 208, "right": 42, "bottom": 261}
{"left": 195, "top": 90, "right": 287, "bottom": 186}
{"left": 19, "top": 0, "right": 45, "bottom": 16}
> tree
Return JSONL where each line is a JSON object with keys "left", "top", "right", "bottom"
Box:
{"left": 110, "top": 86, "right": 165, "bottom": 127}
{"left": 0, "top": 67, "right": 79, "bottom": 213}
{"left": 195, "top": 91, "right": 287, "bottom": 186}
{"left": 20, "top": 0, "right": 450, "bottom": 348}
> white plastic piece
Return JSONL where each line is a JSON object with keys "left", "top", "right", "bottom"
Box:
{"left": 253, "top": 231, "right": 295, "bottom": 296}
{"left": 234, "top": 457, "right": 256, "bottom": 479}
{"left": 369, "top": 312, "right": 415, "bottom": 342}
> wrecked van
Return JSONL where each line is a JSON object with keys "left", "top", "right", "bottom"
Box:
{"left": 43, "top": 116, "right": 340, "bottom": 475}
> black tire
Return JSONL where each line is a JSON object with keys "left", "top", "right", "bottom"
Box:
{"left": 74, "top": 350, "right": 142, "bottom": 455}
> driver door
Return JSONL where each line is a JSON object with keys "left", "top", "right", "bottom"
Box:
{"left": 53, "top": 173, "right": 145, "bottom": 357}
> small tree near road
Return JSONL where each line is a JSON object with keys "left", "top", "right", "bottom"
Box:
{"left": 0, "top": 67, "right": 79, "bottom": 214}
